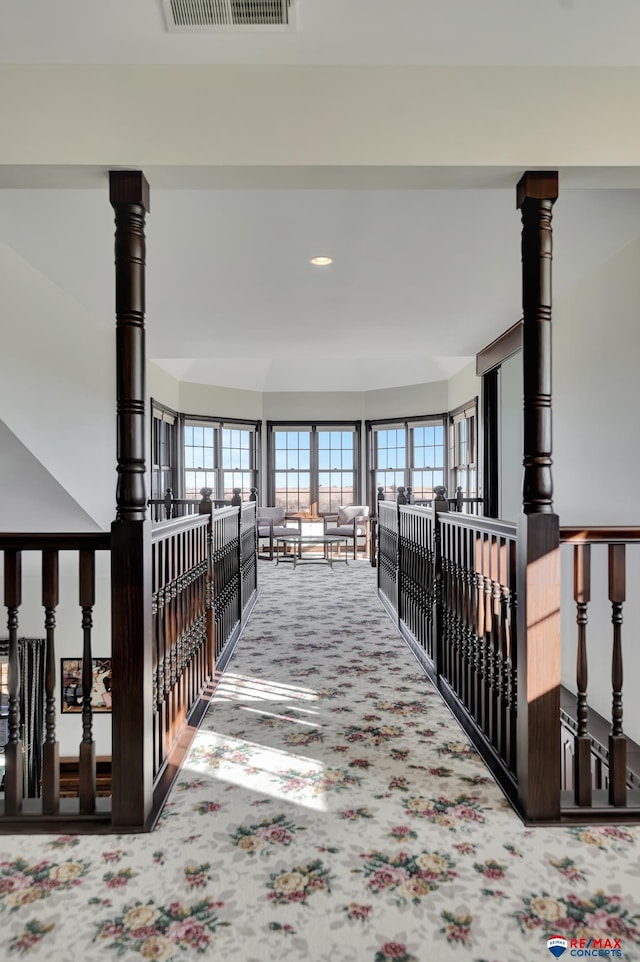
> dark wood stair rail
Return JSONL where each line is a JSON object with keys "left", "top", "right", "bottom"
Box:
{"left": 559, "top": 527, "right": 640, "bottom": 816}
{"left": 377, "top": 500, "right": 523, "bottom": 815}
{"left": 377, "top": 502, "right": 640, "bottom": 823}
{"left": 151, "top": 513, "right": 211, "bottom": 783}
{"left": 1, "top": 532, "right": 111, "bottom": 826}
{"left": 149, "top": 486, "right": 258, "bottom": 522}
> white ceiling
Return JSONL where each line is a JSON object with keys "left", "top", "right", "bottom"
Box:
{"left": 2, "top": 0, "right": 640, "bottom": 67}
{"left": 2, "top": 1, "right": 640, "bottom": 392}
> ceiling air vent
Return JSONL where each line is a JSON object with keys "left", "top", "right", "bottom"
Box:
{"left": 162, "top": 0, "right": 295, "bottom": 31}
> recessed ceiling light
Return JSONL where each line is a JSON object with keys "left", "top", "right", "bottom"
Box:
{"left": 310, "top": 256, "right": 333, "bottom": 266}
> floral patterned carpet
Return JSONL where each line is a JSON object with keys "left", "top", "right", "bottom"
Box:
{"left": 1, "top": 559, "right": 639, "bottom": 961}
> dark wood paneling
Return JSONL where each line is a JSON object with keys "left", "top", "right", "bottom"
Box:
{"left": 110, "top": 520, "right": 153, "bottom": 828}
{"left": 481, "top": 368, "right": 499, "bottom": 518}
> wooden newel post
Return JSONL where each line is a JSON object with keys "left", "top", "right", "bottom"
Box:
{"left": 109, "top": 170, "right": 153, "bottom": 828}
{"left": 515, "top": 171, "right": 561, "bottom": 821}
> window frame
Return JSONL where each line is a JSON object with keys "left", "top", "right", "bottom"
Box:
{"left": 181, "top": 413, "right": 260, "bottom": 502}
{"left": 448, "top": 399, "right": 478, "bottom": 500}
{"left": 267, "top": 420, "right": 362, "bottom": 518}
{"left": 366, "top": 413, "right": 448, "bottom": 507}
{"left": 151, "top": 400, "right": 179, "bottom": 502}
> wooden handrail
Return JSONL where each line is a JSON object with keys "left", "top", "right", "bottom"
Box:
{"left": 151, "top": 513, "right": 209, "bottom": 544}
{"left": 560, "top": 526, "right": 640, "bottom": 544}
{"left": 439, "top": 513, "right": 517, "bottom": 539}
{"left": 0, "top": 533, "right": 111, "bottom": 550}
{"left": 212, "top": 504, "right": 240, "bottom": 520}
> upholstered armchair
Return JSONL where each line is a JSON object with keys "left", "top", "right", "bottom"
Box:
{"left": 323, "top": 505, "right": 370, "bottom": 559}
{"left": 256, "top": 507, "right": 302, "bottom": 560}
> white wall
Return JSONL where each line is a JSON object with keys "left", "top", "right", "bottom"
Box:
{"left": 0, "top": 420, "right": 100, "bottom": 532}
{"left": 554, "top": 236, "right": 640, "bottom": 524}
{"left": 447, "top": 361, "right": 479, "bottom": 413}
{"left": 364, "top": 379, "right": 448, "bottom": 420}
{"left": 179, "top": 381, "right": 263, "bottom": 420}
{"left": 264, "top": 391, "right": 365, "bottom": 422}
{"left": 167, "top": 375, "right": 471, "bottom": 426}
{"left": 553, "top": 237, "right": 640, "bottom": 742}
{"left": 149, "top": 362, "right": 180, "bottom": 413}
{"left": 0, "top": 239, "right": 115, "bottom": 531}
{"left": 0, "top": 237, "right": 116, "bottom": 754}
{"left": 4, "top": 65, "right": 640, "bottom": 169}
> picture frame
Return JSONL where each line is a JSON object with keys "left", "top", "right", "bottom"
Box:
{"left": 60, "top": 657, "right": 112, "bottom": 713}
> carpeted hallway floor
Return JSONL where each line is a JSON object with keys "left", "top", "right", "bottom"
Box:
{"left": 0, "top": 559, "right": 639, "bottom": 961}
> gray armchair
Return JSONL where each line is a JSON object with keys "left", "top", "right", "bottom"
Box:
{"left": 323, "top": 505, "right": 370, "bottom": 559}
{"left": 256, "top": 507, "right": 302, "bottom": 560}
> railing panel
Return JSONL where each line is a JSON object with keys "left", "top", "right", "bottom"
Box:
{"left": 240, "top": 501, "right": 257, "bottom": 613}
{"left": 560, "top": 528, "right": 640, "bottom": 816}
{"left": 440, "top": 516, "right": 518, "bottom": 777}
{"left": 211, "top": 508, "right": 241, "bottom": 660}
{"left": 0, "top": 534, "right": 111, "bottom": 826}
{"left": 398, "top": 505, "right": 434, "bottom": 659}
{"left": 381, "top": 506, "right": 522, "bottom": 812}
{"left": 382, "top": 511, "right": 640, "bottom": 822}
{"left": 377, "top": 501, "right": 399, "bottom": 617}
{"left": 151, "top": 515, "right": 209, "bottom": 781}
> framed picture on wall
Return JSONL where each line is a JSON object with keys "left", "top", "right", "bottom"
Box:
{"left": 60, "top": 657, "right": 112, "bottom": 713}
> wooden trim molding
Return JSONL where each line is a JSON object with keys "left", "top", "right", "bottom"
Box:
{"left": 476, "top": 320, "right": 522, "bottom": 377}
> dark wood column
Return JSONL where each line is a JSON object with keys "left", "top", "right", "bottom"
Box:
{"left": 481, "top": 368, "right": 499, "bottom": 518}
{"left": 110, "top": 170, "right": 149, "bottom": 521}
{"left": 109, "top": 170, "right": 153, "bottom": 828}
{"left": 515, "top": 171, "right": 561, "bottom": 821}
{"left": 517, "top": 171, "right": 557, "bottom": 515}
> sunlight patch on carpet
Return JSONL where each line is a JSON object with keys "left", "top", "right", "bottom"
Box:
{"left": 180, "top": 729, "right": 329, "bottom": 811}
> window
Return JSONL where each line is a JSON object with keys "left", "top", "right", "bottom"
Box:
{"left": 183, "top": 418, "right": 259, "bottom": 501}
{"left": 369, "top": 418, "right": 445, "bottom": 503}
{"left": 409, "top": 423, "right": 445, "bottom": 499}
{"left": 273, "top": 429, "right": 311, "bottom": 515}
{"left": 269, "top": 423, "right": 360, "bottom": 517}
{"left": 184, "top": 423, "right": 216, "bottom": 496}
{"left": 449, "top": 401, "right": 477, "bottom": 499}
{"left": 151, "top": 402, "right": 178, "bottom": 500}
{"left": 317, "top": 430, "right": 355, "bottom": 514}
